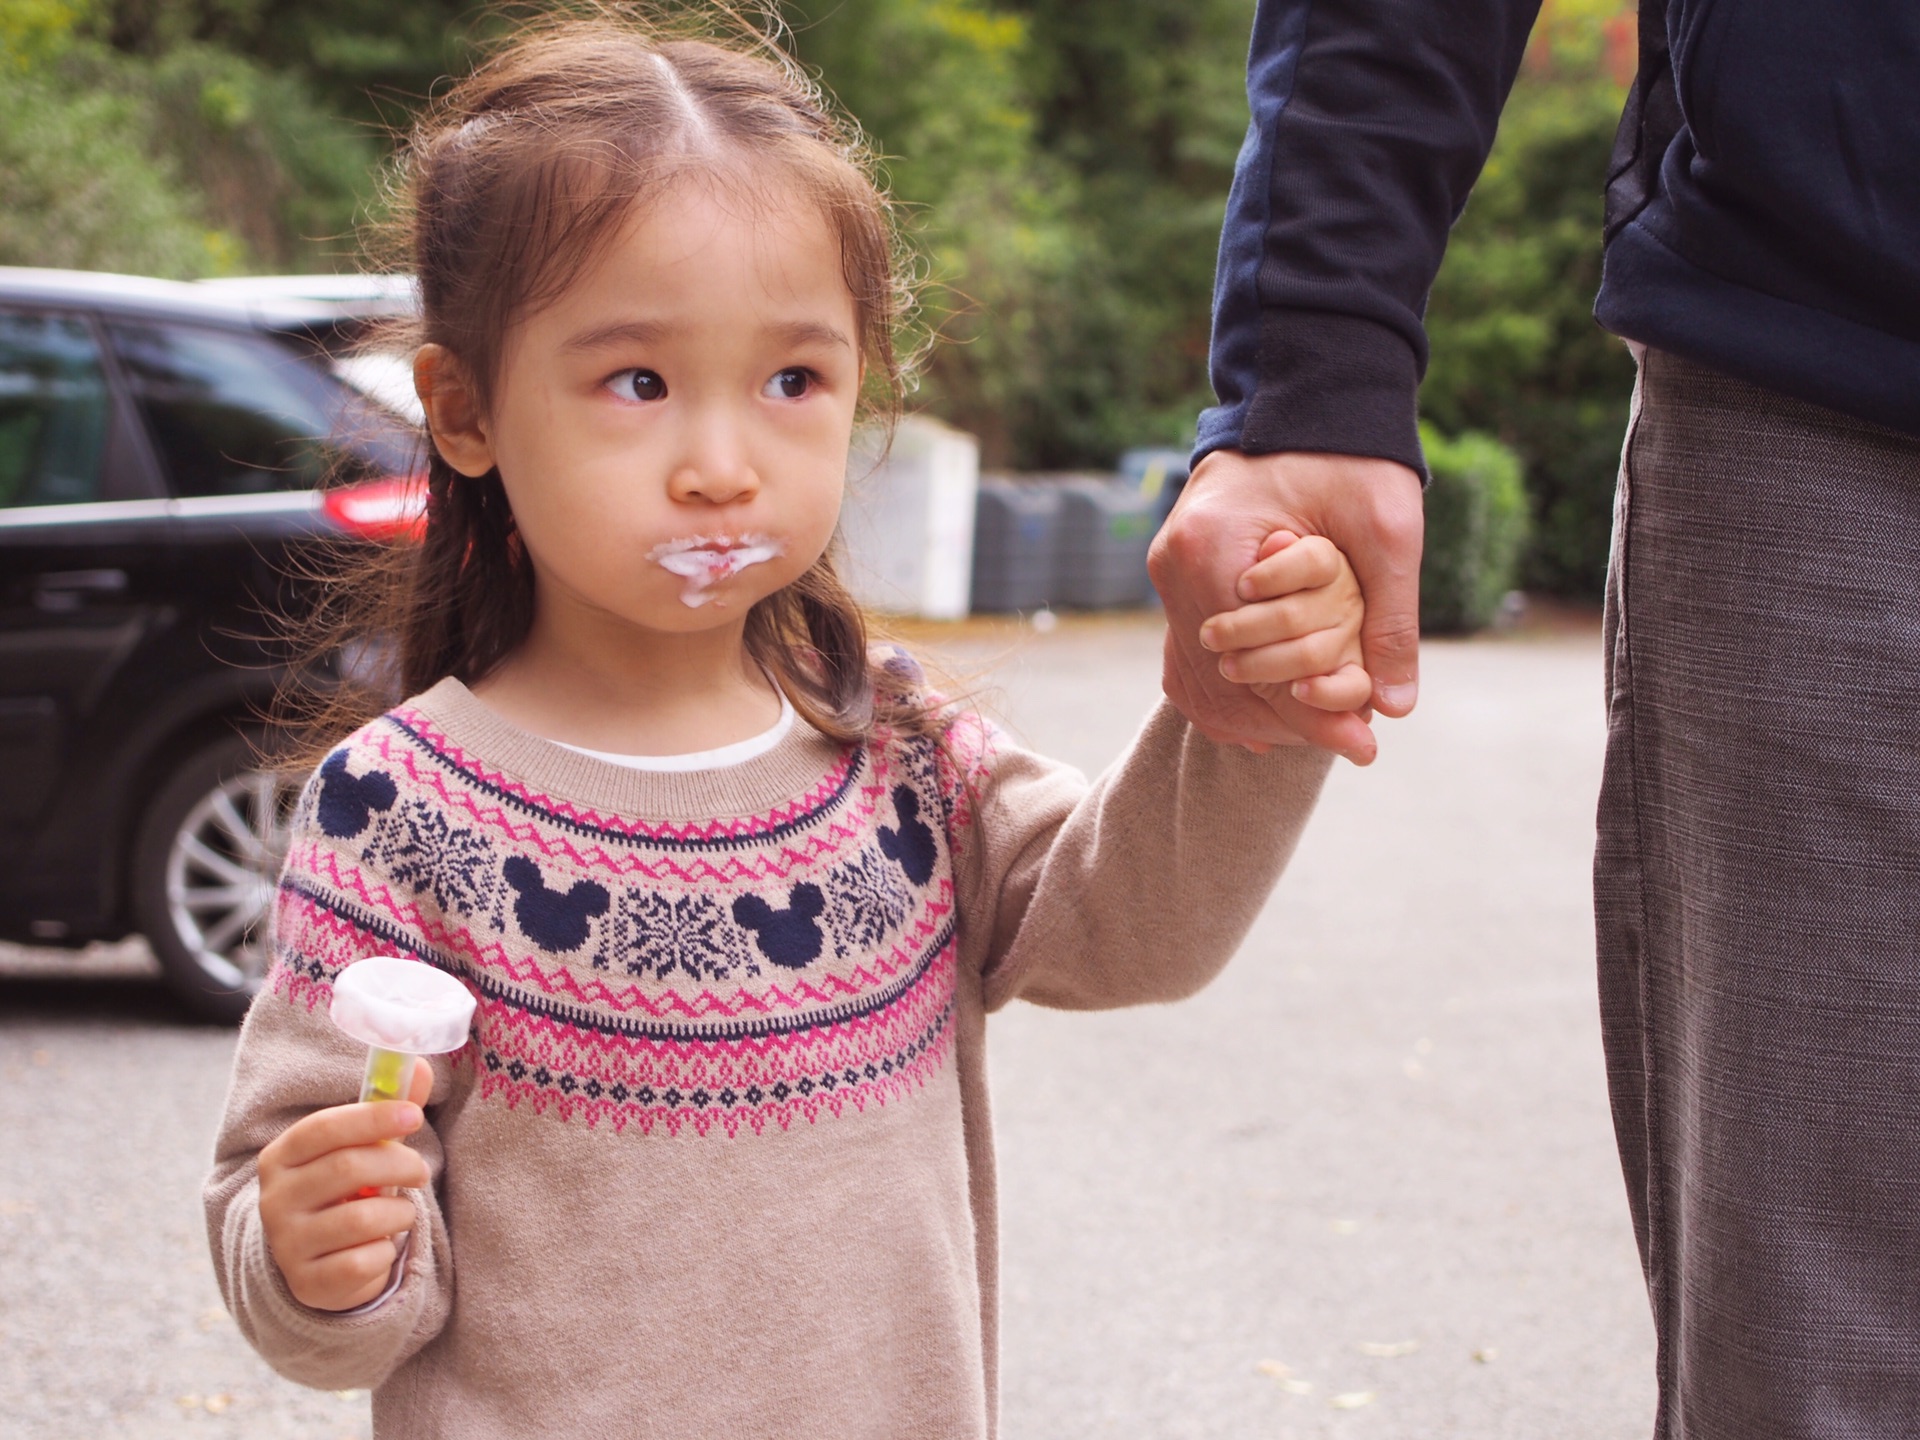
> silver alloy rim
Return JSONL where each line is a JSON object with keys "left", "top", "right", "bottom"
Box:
{"left": 164, "top": 771, "right": 295, "bottom": 991}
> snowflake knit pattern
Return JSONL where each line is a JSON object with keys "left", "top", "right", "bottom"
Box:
{"left": 273, "top": 687, "right": 988, "bottom": 1140}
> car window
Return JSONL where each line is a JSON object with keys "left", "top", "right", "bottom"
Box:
{"left": 0, "top": 310, "right": 111, "bottom": 508}
{"left": 106, "top": 320, "right": 360, "bottom": 496}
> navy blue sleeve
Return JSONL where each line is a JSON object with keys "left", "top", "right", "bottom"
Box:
{"left": 1197, "top": 0, "right": 1542, "bottom": 474}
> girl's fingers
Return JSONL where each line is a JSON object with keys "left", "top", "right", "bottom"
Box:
{"left": 291, "top": 1194, "right": 419, "bottom": 1261}
{"left": 1202, "top": 591, "right": 1349, "bottom": 653}
{"left": 1237, "top": 533, "right": 1342, "bottom": 602}
{"left": 1218, "top": 628, "right": 1355, "bottom": 686}
{"left": 406, "top": 1056, "right": 433, "bottom": 1108}
{"left": 287, "top": 1237, "right": 403, "bottom": 1313}
{"left": 264, "top": 1099, "right": 423, "bottom": 1171}
{"left": 1253, "top": 529, "right": 1300, "bottom": 563}
{"left": 1288, "top": 663, "right": 1375, "bottom": 713}
{"left": 317, "top": 1140, "right": 433, "bottom": 1199}
{"left": 275, "top": 1137, "right": 433, "bottom": 1214}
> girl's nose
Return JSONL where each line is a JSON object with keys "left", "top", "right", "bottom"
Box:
{"left": 668, "top": 415, "right": 761, "bottom": 506}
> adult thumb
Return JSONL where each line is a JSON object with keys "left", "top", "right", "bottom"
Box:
{"left": 1359, "top": 556, "right": 1422, "bottom": 718}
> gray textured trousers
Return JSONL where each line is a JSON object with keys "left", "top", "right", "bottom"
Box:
{"left": 1598, "top": 349, "right": 1920, "bottom": 1438}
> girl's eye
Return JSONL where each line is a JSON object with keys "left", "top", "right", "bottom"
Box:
{"left": 764, "top": 368, "right": 814, "bottom": 400}
{"left": 611, "top": 369, "right": 666, "bottom": 402}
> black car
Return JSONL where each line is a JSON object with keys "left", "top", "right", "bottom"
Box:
{"left": 0, "top": 267, "right": 422, "bottom": 1020}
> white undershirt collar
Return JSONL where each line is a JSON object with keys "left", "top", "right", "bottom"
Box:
{"left": 553, "top": 690, "right": 796, "bottom": 773}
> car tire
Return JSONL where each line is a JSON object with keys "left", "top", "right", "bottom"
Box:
{"left": 131, "top": 733, "right": 296, "bottom": 1024}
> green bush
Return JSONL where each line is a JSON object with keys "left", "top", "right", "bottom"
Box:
{"left": 1419, "top": 422, "right": 1529, "bottom": 635}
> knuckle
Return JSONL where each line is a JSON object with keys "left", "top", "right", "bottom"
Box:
{"left": 1369, "top": 495, "right": 1425, "bottom": 550}
{"left": 1296, "top": 534, "right": 1337, "bottom": 567}
{"left": 1367, "top": 615, "right": 1422, "bottom": 653}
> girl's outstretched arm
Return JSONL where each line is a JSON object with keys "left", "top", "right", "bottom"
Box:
{"left": 950, "top": 700, "right": 1333, "bottom": 1012}
{"left": 204, "top": 757, "right": 457, "bottom": 1390}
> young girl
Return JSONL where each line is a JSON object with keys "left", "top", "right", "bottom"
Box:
{"left": 206, "top": 15, "right": 1370, "bottom": 1438}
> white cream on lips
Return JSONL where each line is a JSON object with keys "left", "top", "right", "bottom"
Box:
{"left": 647, "top": 534, "right": 784, "bottom": 607}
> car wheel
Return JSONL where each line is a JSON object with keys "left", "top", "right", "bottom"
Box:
{"left": 132, "top": 734, "right": 297, "bottom": 1023}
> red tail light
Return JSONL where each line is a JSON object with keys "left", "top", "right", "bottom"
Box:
{"left": 323, "top": 476, "right": 428, "bottom": 542}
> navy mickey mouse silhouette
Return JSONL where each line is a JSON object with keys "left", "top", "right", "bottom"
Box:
{"left": 876, "top": 784, "right": 936, "bottom": 886}
{"left": 316, "top": 750, "right": 398, "bottom": 838}
{"left": 503, "top": 856, "right": 609, "bottom": 953}
{"left": 733, "top": 883, "right": 827, "bottom": 968}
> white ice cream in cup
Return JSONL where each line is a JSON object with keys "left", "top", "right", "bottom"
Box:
{"left": 330, "top": 956, "right": 476, "bottom": 1103}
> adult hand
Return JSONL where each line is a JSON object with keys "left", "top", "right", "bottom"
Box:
{"left": 1147, "top": 448, "right": 1424, "bottom": 761}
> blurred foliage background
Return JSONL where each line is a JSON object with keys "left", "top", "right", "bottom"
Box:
{"left": 0, "top": 0, "right": 1634, "bottom": 596}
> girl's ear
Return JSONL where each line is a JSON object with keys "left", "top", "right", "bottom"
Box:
{"left": 414, "top": 344, "right": 496, "bottom": 478}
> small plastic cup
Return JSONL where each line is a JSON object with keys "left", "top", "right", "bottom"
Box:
{"left": 329, "top": 956, "right": 476, "bottom": 1104}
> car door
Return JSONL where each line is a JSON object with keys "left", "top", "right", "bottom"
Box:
{"left": 100, "top": 315, "right": 414, "bottom": 677}
{"left": 0, "top": 306, "right": 174, "bottom": 841}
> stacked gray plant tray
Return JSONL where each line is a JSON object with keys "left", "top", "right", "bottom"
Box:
{"left": 1053, "top": 476, "right": 1157, "bottom": 608}
{"left": 970, "top": 477, "right": 1063, "bottom": 612}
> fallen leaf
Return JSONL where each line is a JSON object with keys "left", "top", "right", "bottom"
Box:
{"left": 1255, "top": 1360, "right": 1313, "bottom": 1395}
{"left": 204, "top": 1393, "right": 233, "bottom": 1414}
{"left": 1473, "top": 1347, "right": 1500, "bottom": 1364}
{"left": 1330, "top": 1391, "right": 1376, "bottom": 1410}
{"left": 1358, "top": 1339, "right": 1420, "bottom": 1358}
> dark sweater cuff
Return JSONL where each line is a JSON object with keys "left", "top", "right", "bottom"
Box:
{"left": 1242, "top": 310, "right": 1426, "bottom": 477}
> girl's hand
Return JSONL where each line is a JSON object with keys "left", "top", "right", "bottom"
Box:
{"left": 257, "top": 1058, "right": 433, "bottom": 1313}
{"left": 1197, "top": 531, "right": 1372, "bottom": 713}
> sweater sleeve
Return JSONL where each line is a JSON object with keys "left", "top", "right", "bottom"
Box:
{"left": 950, "top": 700, "right": 1332, "bottom": 1012}
{"left": 203, "top": 754, "right": 458, "bottom": 1389}
{"left": 1196, "top": 0, "right": 1542, "bottom": 474}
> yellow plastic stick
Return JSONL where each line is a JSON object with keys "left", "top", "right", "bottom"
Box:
{"left": 359, "top": 1045, "right": 412, "bottom": 1104}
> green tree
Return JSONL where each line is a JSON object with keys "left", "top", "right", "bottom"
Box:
{"left": 0, "top": 0, "right": 382, "bottom": 275}
{"left": 983, "top": 0, "right": 1251, "bottom": 466}
{"left": 783, "top": 0, "right": 1079, "bottom": 465}
{"left": 785, "top": 0, "right": 1248, "bottom": 468}
{"left": 0, "top": 0, "right": 226, "bottom": 275}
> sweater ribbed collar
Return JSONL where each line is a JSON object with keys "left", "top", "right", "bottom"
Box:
{"left": 407, "top": 677, "right": 851, "bottom": 823}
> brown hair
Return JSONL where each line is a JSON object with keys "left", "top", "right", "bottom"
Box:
{"left": 281, "top": 6, "right": 941, "bottom": 766}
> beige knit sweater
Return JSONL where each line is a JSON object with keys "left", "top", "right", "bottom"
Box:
{"left": 206, "top": 672, "right": 1330, "bottom": 1439}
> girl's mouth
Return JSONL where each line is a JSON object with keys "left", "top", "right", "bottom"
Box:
{"left": 647, "top": 534, "right": 784, "bottom": 608}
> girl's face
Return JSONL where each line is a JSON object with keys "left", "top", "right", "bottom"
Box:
{"left": 429, "top": 177, "right": 863, "bottom": 635}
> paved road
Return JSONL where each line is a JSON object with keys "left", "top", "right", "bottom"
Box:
{"left": 0, "top": 610, "right": 1654, "bottom": 1438}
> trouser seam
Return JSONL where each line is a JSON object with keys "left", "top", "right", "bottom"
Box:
{"left": 1615, "top": 354, "right": 1676, "bottom": 1439}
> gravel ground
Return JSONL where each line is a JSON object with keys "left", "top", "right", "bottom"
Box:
{"left": 0, "top": 608, "right": 1654, "bottom": 1438}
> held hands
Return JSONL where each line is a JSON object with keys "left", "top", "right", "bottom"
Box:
{"left": 257, "top": 1058, "right": 433, "bottom": 1313}
{"left": 1148, "top": 449, "right": 1425, "bottom": 763}
{"left": 1199, "top": 531, "right": 1371, "bottom": 714}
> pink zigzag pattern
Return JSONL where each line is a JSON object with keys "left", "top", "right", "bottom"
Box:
{"left": 275, "top": 700, "right": 972, "bottom": 1138}
{"left": 380, "top": 708, "right": 863, "bottom": 843}
{"left": 358, "top": 728, "right": 894, "bottom": 882}
{"left": 475, "top": 1022, "right": 952, "bottom": 1138}
{"left": 476, "top": 952, "right": 954, "bottom": 1087}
